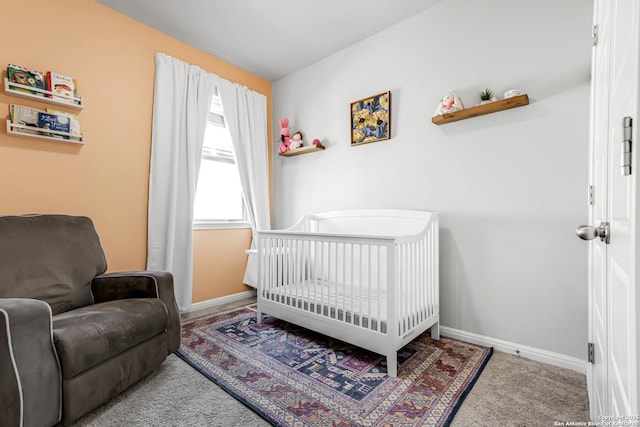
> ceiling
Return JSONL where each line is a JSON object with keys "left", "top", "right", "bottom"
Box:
{"left": 96, "top": 0, "right": 441, "bottom": 82}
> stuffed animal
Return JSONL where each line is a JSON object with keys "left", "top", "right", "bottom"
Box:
{"left": 290, "top": 131, "right": 303, "bottom": 149}
{"left": 278, "top": 118, "right": 291, "bottom": 153}
{"left": 433, "top": 92, "right": 465, "bottom": 116}
{"left": 312, "top": 138, "right": 322, "bottom": 147}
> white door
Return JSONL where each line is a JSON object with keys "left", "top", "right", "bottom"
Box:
{"left": 579, "top": 0, "right": 639, "bottom": 419}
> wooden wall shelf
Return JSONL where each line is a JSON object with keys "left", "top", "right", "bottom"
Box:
{"left": 279, "top": 144, "right": 325, "bottom": 157}
{"left": 431, "top": 94, "right": 529, "bottom": 125}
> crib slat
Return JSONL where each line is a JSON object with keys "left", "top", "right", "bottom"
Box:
{"left": 435, "top": 220, "right": 440, "bottom": 317}
{"left": 277, "top": 237, "right": 281, "bottom": 301}
{"left": 420, "top": 237, "right": 426, "bottom": 322}
{"left": 408, "top": 243, "right": 412, "bottom": 334}
{"left": 297, "top": 239, "right": 302, "bottom": 309}
{"left": 423, "top": 238, "right": 427, "bottom": 318}
{"left": 377, "top": 245, "right": 381, "bottom": 333}
{"left": 350, "top": 243, "right": 355, "bottom": 327}
{"left": 431, "top": 225, "right": 435, "bottom": 317}
{"left": 415, "top": 240, "right": 420, "bottom": 323}
{"left": 408, "top": 243, "right": 413, "bottom": 332}
{"left": 306, "top": 239, "right": 311, "bottom": 312}
{"left": 412, "top": 242, "right": 416, "bottom": 329}
{"left": 268, "top": 237, "right": 272, "bottom": 298}
{"left": 388, "top": 241, "right": 397, "bottom": 343}
{"left": 358, "top": 244, "right": 363, "bottom": 328}
{"left": 292, "top": 239, "right": 296, "bottom": 307}
{"left": 312, "top": 239, "right": 318, "bottom": 314}
{"left": 397, "top": 244, "right": 402, "bottom": 335}
{"left": 366, "top": 244, "right": 370, "bottom": 329}
{"left": 341, "top": 242, "right": 346, "bottom": 323}
{"left": 318, "top": 240, "right": 323, "bottom": 315}
{"left": 286, "top": 238, "right": 291, "bottom": 303}
{"left": 413, "top": 241, "right": 418, "bottom": 326}
{"left": 273, "top": 237, "right": 277, "bottom": 301}
{"left": 402, "top": 243, "right": 406, "bottom": 333}
{"left": 336, "top": 242, "right": 340, "bottom": 321}
{"left": 268, "top": 237, "right": 273, "bottom": 301}
{"left": 425, "top": 235, "right": 430, "bottom": 318}
{"left": 410, "top": 242, "right": 415, "bottom": 331}
{"left": 432, "top": 228, "right": 436, "bottom": 316}
{"left": 428, "top": 227, "right": 434, "bottom": 316}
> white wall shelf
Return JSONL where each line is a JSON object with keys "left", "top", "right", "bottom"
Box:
{"left": 4, "top": 77, "right": 84, "bottom": 110}
{"left": 6, "top": 120, "right": 84, "bottom": 145}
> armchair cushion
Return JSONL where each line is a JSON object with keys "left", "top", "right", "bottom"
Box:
{"left": 0, "top": 215, "right": 107, "bottom": 315}
{"left": 52, "top": 298, "right": 169, "bottom": 379}
{"left": 92, "top": 271, "right": 181, "bottom": 354}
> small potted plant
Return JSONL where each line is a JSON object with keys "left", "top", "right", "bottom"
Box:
{"left": 479, "top": 88, "right": 497, "bottom": 104}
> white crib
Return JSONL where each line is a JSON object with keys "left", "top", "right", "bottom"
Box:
{"left": 255, "top": 209, "right": 439, "bottom": 377}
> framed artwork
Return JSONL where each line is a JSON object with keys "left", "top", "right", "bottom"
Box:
{"left": 350, "top": 91, "right": 391, "bottom": 146}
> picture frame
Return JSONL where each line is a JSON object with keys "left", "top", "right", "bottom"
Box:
{"left": 350, "top": 91, "right": 391, "bottom": 146}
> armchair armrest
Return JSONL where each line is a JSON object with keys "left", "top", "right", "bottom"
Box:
{"left": 0, "top": 298, "right": 61, "bottom": 427}
{"left": 91, "top": 271, "right": 181, "bottom": 354}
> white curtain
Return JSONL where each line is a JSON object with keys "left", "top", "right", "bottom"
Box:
{"left": 217, "top": 80, "right": 271, "bottom": 287}
{"left": 147, "top": 53, "right": 216, "bottom": 311}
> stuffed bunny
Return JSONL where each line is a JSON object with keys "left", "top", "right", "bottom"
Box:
{"left": 433, "top": 92, "right": 464, "bottom": 116}
{"left": 278, "top": 118, "right": 291, "bottom": 153}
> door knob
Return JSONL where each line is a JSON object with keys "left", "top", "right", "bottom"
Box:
{"left": 575, "top": 222, "right": 610, "bottom": 244}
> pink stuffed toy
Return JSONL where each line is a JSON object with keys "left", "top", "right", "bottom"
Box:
{"left": 278, "top": 118, "right": 291, "bottom": 153}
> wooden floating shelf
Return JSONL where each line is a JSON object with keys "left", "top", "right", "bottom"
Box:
{"left": 4, "top": 78, "right": 84, "bottom": 110}
{"left": 6, "top": 120, "right": 84, "bottom": 145}
{"left": 279, "top": 144, "right": 325, "bottom": 157}
{"left": 431, "top": 94, "right": 529, "bottom": 125}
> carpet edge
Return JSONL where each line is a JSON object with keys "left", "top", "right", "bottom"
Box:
{"left": 174, "top": 349, "right": 279, "bottom": 427}
{"left": 441, "top": 346, "right": 494, "bottom": 427}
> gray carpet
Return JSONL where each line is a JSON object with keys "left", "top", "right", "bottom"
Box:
{"left": 451, "top": 351, "right": 590, "bottom": 426}
{"left": 69, "top": 354, "right": 269, "bottom": 427}
{"left": 70, "top": 350, "right": 589, "bottom": 426}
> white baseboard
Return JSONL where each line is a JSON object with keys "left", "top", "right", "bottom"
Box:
{"left": 440, "top": 326, "right": 588, "bottom": 374}
{"left": 184, "top": 290, "right": 257, "bottom": 313}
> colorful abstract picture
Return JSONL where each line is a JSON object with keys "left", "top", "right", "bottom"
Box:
{"left": 350, "top": 91, "right": 391, "bottom": 146}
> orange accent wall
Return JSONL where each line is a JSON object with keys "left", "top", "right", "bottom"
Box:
{"left": 192, "top": 229, "right": 253, "bottom": 302}
{"left": 0, "top": 0, "right": 271, "bottom": 303}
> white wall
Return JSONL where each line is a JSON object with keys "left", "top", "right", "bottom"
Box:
{"left": 272, "top": 0, "right": 592, "bottom": 360}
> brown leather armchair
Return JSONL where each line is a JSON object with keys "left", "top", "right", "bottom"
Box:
{"left": 0, "top": 215, "right": 181, "bottom": 426}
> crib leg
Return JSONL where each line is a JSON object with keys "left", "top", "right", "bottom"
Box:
{"left": 387, "top": 352, "right": 398, "bottom": 378}
{"left": 430, "top": 321, "right": 440, "bottom": 340}
{"left": 256, "top": 310, "right": 263, "bottom": 323}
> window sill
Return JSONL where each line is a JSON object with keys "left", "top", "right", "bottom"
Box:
{"left": 193, "top": 221, "right": 251, "bottom": 230}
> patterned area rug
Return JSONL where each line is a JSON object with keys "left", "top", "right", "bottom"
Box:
{"left": 176, "top": 306, "right": 492, "bottom": 427}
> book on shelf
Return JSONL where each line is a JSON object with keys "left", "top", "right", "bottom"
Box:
{"left": 46, "top": 71, "right": 79, "bottom": 104}
{"left": 9, "top": 104, "right": 42, "bottom": 135}
{"left": 47, "top": 108, "right": 80, "bottom": 141}
{"left": 9, "top": 104, "right": 77, "bottom": 140}
{"left": 7, "top": 64, "right": 46, "bottom": 97}
{"left": 38, "top": 112, "right": 71, "bottom": 139}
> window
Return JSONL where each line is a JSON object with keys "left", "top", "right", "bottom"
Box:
{"left": 193, "top": 95, "right": 248, "bottom": 229}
